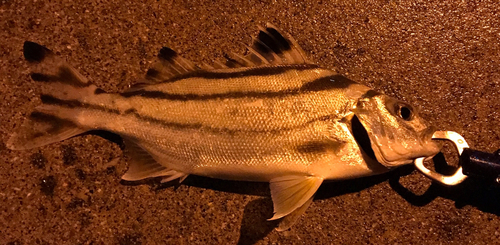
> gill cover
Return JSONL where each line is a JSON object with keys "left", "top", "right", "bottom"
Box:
{"left": 353, "top": 91, "right": 441, "bottom": 167}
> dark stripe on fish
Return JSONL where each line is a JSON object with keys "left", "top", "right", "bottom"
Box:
{"left": 361, "top": 90, "right": 382, "bottom": 99}
{"left": 301, "top": 75, "right": 354, "bottom": 91}
{"left": 296, "top": 140, "right": 343, "bottom": 154}
{"left": 38, "top": 95, "right": 333, "bottom": 134}
{"left": 30, "top": 66, "right": 88, "bottom": 87}
{"left": 124, "top": 109, "right": 333, "bottom": 135}
{"left": 159, "top": 64, "right": 318, "bottom": 83}
{"left": 30, "top": 111, "right": 75, "bottom": 125}
{"left": 40, "top": 94, "right": 120, "bottom": 114}
{"left": 29, "top": 111, "right": 78, "bottom": 135}
{"left": 121, "top": 75, "right": 354, "bottom": 100}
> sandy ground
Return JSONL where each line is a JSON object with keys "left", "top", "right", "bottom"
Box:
{"left": 1, "top": 0, "right": 500, "bottom": 244}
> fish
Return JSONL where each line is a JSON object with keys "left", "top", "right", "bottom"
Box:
{"left": 7, "top": 23, "right": 441, "bottom": 230}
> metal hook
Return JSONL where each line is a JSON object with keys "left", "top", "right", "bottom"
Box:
{"left": 414, "top": 131, "right": 469, "bottom": 186}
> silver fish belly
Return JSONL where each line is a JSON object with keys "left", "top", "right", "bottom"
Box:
{"left": 7, "top": 23, "right": 440, "bottom": 228}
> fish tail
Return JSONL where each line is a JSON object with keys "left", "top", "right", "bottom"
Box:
{"left": 7, "top": 41, "right": 100, "bottom": 150}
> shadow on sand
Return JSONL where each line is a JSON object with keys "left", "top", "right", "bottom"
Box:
{"left": 121, "top": 151, "right": 500, "bottom": 244}
{"left": 389, "top": 152, "right": 500, "bottom": 216}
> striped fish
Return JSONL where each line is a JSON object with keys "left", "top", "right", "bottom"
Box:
{"left": 7, "top": 24, "right": 441, "bottom": 230}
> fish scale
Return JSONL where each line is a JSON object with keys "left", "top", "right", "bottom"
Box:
{"left": 7, "top": 23, "right": 441, "bottom": 229}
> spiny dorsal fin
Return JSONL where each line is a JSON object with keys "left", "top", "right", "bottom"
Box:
{"left": 223, "top": 53, "right": 253, "bottom": 68}
{"left": 141, "top": 23, "right": 312, "bottom": 80}
{"left": 200, "top": 62, "right": 215, "bottom": 70}
{"left": 223, "top": 23, "right": 312, "bottom": 68}
{"left": 212, "top": 60, "right": 229, "bottom": 69}
{"left": 143, "top": 46, "right": 199, "bottom": 84}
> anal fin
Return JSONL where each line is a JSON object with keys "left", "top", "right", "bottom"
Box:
{"left": 268, "top": 175, "right": 323, "bottom": 221}
{"left": 276, "top": 195, "right": 314, "bottom": 231}
{"left": 121, "top": 139, "right": 188, "bottom": 183}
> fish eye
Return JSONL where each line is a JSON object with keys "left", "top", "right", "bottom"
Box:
{"left": 397, "top": 104, "right": 413, "bottom": 121}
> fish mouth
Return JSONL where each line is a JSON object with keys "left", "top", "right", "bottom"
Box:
{"left": 421, "top": 126, "right": 437, "bottom": 143}
{"left": 351, "top": 115, "right": 441, "bottom": 166}
{"left": 419, "top": 125, "right": 442, "bottom": 160}
{"left": 351, "top": 115, "right": 377, "bottom": 162}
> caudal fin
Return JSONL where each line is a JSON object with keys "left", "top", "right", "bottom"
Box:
{"left": 7, "top": 42, "right": 97, "bottom": 150}
{"left": 6, "top": 112, "right": 86, "bottom": 150}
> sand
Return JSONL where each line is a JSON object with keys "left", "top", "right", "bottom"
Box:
{"left": 1, "top": 0, "right": 500, "bottom": 244}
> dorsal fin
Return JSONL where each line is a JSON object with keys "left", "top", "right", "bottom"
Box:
{"left": 212, "top": 60, "right": 229, "bottom": 69}
{"left": 138, "top": 23, "right": 313, "bottom": 84}
{"left": 142, "top": 46, "right": 199, "bottom": 84}
{"left": 223, "top": 23, "right": 313, "bottom": 68}
{"left": 223, "top": 53, "right": 253, "bottom": 68}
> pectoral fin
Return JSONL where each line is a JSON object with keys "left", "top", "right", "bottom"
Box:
{"left": 268, "top": 175, "right": 323, "bottom": 221}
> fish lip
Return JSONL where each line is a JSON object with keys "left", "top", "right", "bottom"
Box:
{"left": 420, "top": 125, "right": 443, "bottom": 159}
{"left": 421, "top": 126, "right": 437, "bottom": 141}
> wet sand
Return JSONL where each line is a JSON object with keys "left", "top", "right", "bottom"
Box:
{"left": 1, "top": 1, "right": 500, "bottom": 244}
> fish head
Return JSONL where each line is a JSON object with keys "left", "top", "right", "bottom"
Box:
{"left": 352, "top": 91, "right": 441, "bottom": 168}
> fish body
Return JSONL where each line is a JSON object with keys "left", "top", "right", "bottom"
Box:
{"left": 7, "top": 24, "right": 441, "bottom": 229}
{"left": 55, "top": 66, "right": 378, "bottom": 182}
